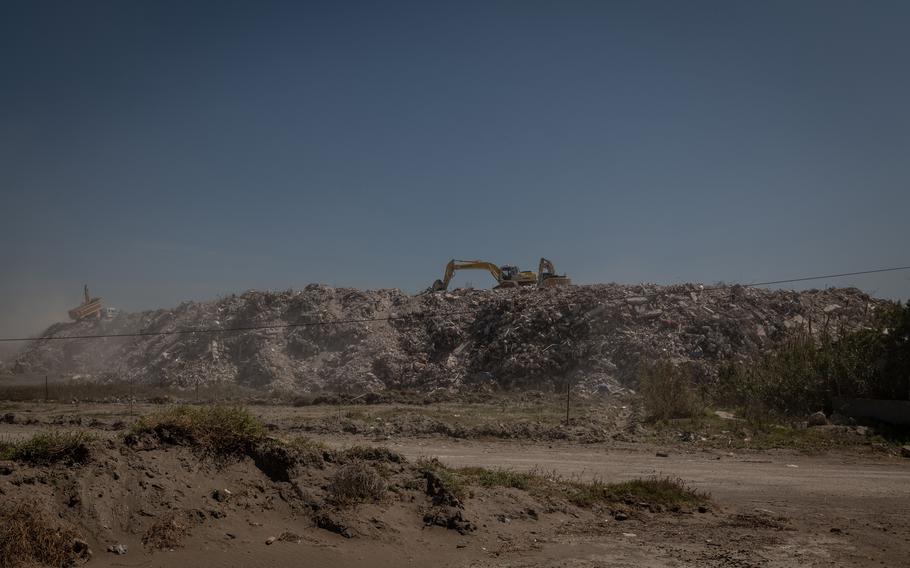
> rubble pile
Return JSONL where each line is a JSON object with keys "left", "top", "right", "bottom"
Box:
{"left": 9, "top": 282, "right": 887, "bottom": 394}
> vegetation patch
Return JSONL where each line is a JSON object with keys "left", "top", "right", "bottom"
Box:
{"left": 130, "top": 405, "right": 265, "bottom": 458}
{"left": 638, "top": 361, "right": 706, "bottom": 422}
{"left": 418, "top": 459, "right": 706, "bottom": 510}
{"left": 718, "top": 302, "right": 910, "bottom": 417}
{"left": 457, "top": 467, "right": 533, "bottom": 491}
{"left": 0, "top": 431, "right": 94, "bottom": 465}
{"left": 563, "top": 476, "right": 706, "bottom": 508}
{"left": 0, "top": 499, "right": 89, "bottom": 568}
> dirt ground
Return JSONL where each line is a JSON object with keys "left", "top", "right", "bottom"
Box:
{"left": 1, "top": 399, "right": 908, "bottom": 567}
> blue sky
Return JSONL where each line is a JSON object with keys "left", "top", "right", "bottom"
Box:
{"left": 1, "top": 0, "right": 909, "bottom": 338}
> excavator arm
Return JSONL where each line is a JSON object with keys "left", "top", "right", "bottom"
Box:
{"left": 431, "top": 259, "right": 503, "bottom": 291}
{"left": 537, "top": 257, "right": 571, "bottom": 288}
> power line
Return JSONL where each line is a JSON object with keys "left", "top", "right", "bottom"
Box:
{"left": 0, "top": 263, "right": 908, "bottom": 343}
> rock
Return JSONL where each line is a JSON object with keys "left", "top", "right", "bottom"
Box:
{"left": 107, "top": 544, "right": 128, "bottom": 555}
{"left": 211, "top": 488, "right": 232, "bottom": 502}
{"left": 0, "top": 461, "right": 14, "bottom": 475}
{"left": 807, "top": 411, "right": 828, "bottom": 427}
{"left": 423, "top": 507, "right": 475, "bottom": 534}
{"left": 901, "top": 446, "right": 910, "bottom": 459}
{"left": 265, "top": 536, "right": 276, "bottom": 545}
{"left": 613, "top": 512, "right": 629, "bottom": 521}
{"left": 73, "top": 538, "right": 91, "bottom": 559}
{"left": 424, "top": 470, "right": 462, "bottom": 507}
{"left": 315, "top": 514, "right": 353, "bottom": 538}
{"left": 829, "top": 412, "right": 854, "bottom": 426}
{"left": 2, "top": 413, "right": 15, "bottom": 424}
{"left": 698, "top": 505, "right": 708, "bottom": 513}
{"left": 656, "top": 452, "right": 669, "bottom": 458}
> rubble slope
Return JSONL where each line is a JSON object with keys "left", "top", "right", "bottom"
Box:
{"left": 11, "top": 283, "right": 887, "bottom": 394}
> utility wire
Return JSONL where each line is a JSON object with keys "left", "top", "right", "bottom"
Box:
{"left": 1, "top": 264, "right": 908, "bottom": 343}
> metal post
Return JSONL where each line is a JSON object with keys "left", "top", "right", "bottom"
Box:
{"left": 565, "top": 378, "right": 571, "bottom": 424}
{"left": 45, "top": 375, "right": 48, "bottom": 402}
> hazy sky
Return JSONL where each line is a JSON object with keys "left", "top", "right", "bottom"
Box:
{"left": 2, "top": 0, "right": 909, "bottom": 339}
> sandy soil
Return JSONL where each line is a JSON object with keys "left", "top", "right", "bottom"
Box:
{"left": 1, "top": 401, "right": 908, "bottom": 567}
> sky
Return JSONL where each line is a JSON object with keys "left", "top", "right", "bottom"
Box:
{"left": 1, "top": 0, "right": 909, "bottom": 341}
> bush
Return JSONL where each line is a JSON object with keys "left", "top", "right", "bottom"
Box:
{"left": 638, "top": 361, "right": 705, "bottom": 421}
{"left": 0, "top": 431, "right": 94, "bottom": 465}
{"left": 130, "top": 405, "right": 265, "bottom": 458}
{"left": 329, "top": 462, "right": 387, "bottom": 505}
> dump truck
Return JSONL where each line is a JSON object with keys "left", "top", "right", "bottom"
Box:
{"left": 68, "top": 285, "right": 103, "bottom": 321}
{"left": 430, "top": 258, "right": 571, "bottom": 292}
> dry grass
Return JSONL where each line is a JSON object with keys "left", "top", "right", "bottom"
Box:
{"left": 130, "top": 405, "right": 265, "bottom": 458}
{"left": 329, "top": 461, "right": 387, "bottom": 505}
{"left": 0, "top": 500, "right": 87, "bottom": 567}
{"left": 0, "top": 431, "right": 95, "bottom": 465}
{"left": 142, "top": 510, "right": 201, "bottom": 549}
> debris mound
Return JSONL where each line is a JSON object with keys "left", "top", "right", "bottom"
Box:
{"left": 11, "top": 283, "right": 886, "bottom": 394}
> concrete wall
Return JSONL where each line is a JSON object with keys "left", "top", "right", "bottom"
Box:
{"left": 833, "top": 398, "right": 910, "bottom": 425}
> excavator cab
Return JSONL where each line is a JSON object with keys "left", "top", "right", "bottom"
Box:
{"left": 500, "top": 266, "right": 520, "bottom": 280}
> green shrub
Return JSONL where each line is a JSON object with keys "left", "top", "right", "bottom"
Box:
{"left": 565, "top": 475, "right": 706, "bottom": 508}
{"left": 130, "top": 405, "right": 265, "bottom": 457}
{"left": 717, "top": 302, "right": 910, "bottom": 417}
{"left": 0, "top": 431, "right": 95, "bottom": 465}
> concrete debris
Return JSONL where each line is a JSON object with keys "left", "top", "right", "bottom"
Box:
{"left": 9, "top": 283, "right": 886, "bottom": 395}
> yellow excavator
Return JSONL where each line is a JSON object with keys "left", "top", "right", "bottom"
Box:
{"left": 430, "top": 258, "right": 571, "bottom": 292}
{"left": 68, "top": 285, "right": 104, "bottom": 321}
